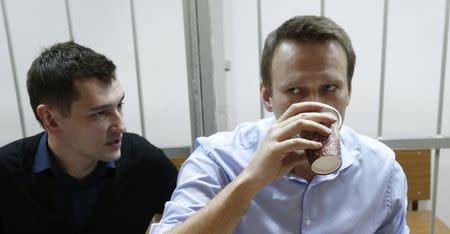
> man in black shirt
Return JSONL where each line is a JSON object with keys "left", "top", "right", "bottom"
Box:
{"left": 0, "top": 41, "right": 178, "bottom": 233}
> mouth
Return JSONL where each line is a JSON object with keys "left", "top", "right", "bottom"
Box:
{"left": 106, "top": 136, "right": 122, "bottom": 150}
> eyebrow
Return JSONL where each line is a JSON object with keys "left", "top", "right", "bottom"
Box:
{"left": 89, "top": 94, "right": 125, "bottom": 112}
{"left": 281, "top": 76, "right": 343, "bottom": 88}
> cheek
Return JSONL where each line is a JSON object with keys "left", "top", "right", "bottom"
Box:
{"left": 82, "top": 121, "right": 110, "bottom": 138}
{"left": 272, "top": 98, "right": 294, "bottom": 118}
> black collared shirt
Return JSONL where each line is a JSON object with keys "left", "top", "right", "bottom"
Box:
{"left": 33, "top": 133, "right": 115, "bottom": 229}
{"left": 0, "top": 132, "right": 178, "bottom": 234}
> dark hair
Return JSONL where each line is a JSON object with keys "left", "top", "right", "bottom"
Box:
{"left": 261, "top": 15, "right": 356, "bottom": 94}
{"left": 27, "top": 41, "right": 116, "bottom": 126}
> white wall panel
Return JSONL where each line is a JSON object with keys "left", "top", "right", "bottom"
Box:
{"left": 224, "top": 0, "right": 261, "bottom": 129}
{"left": 325, "top": 0, "right": 384, "bottom": 138}
{"left": 260, "top": 0, "right": 320, "bottom": 40}
{"left": 383, "top": 0, "right": 446, "bottom": 138}
{"left": 4, "top": 0, "right": 69, "bottom": 136}
{"left": 0, "top": 2, "right": 22, "bottom": 145}
{"left": 133, "top": 0, "right": 191, "bottom": 147}
{"left": 69, "top": 0, "right": 142, "bottom": 135}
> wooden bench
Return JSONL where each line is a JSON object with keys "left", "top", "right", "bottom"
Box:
{"left": 395, "top": 150, "right": 450, "bottom": 233}
{"left": 170, "top": 157, "right": 186, "bottom": 170}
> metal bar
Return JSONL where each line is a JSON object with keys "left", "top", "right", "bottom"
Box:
{"left": 129, "top": 0, "right": 146, "bottom": 138}
{"left": 431, "top": 149, "right": 441, "bottom": 234}
{"left": 431, "top": 0, "right": 450, "bottom": 232}
{"left": 183, "top": 0, "right": 204, "bottom": 148}
{"left": 378, "top": 0, "right": 389, "bottom": 137}
{"left": 64, "top": 0, "right": 74, "bottom": 40}
{"left": 379, "top": 136, "right": 450, "bottom": 150}
{"left": 208, "top": 0, "right": 227, "bottom": 131}
{"left": 437, "top": 0, "right": 450, "bottom": 138}
{"left": 162, "top": 146, "right": 192, "bottom": 159}
{"left": 257, "top": 0, "right": 264, "bottom": 119}
{"left": 196, "top": 0, "right": 217, "bottom": 137}
{"left": 1, "top": 0, "right": 26, "bottom": 137}
{"left": 320, "top": 0, "right": 325, "bottom": 16}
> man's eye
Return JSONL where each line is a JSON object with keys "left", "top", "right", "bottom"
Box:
{"left": 118, "top": 102, "right": 124, "bottom": 112}
{"left": 322, "top": 85, "right": 337, "bottom": 92}
{"left": 93, "top": 111, "right": 107, "bottom": 118}
{"left": 288, "top": 88, "right": 303, "bottom": 94}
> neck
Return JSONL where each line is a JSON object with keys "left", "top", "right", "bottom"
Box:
{"left": 47, "top": 133, "right": 98, "bottom": 179}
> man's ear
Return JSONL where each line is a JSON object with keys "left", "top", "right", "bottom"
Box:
{"left": 346, "top": 87, "right": 352, "bottom": 107}
{"left": 36, "top": 104, "right": 59, "bottom": 132}
{"left": 260, "top": 81, "right": 273, "bottom": 112}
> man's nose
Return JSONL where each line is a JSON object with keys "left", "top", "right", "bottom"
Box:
{"left": 111, "top": 110, "right": 127, "bottom": 133}
{"left": 303, "top": 92, "right": 322, "bottom": 103}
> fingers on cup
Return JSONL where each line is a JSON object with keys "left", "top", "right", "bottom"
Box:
{"left": 279, "top": 118, "right": 332, "bottom": 141}
{"left": 280, "top": 137, "right": 323, "bottom": 154}
{"left": 278, "top": 102, "right": 326, "bottom": 122}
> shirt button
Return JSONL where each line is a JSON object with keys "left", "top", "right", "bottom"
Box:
{"left": 305, "top": 219, "right": 311, "bottom": 225}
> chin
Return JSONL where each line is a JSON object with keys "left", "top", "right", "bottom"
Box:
{"left": 102, "top": 151, "right": 121, "bottom": 162}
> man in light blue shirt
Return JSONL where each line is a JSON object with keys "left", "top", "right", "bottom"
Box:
{"left": 151, "top": 15, "right": 409, "bottom": 233}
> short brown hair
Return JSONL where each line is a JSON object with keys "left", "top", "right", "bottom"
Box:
{"left": 261, "top": 15, "right": 356, "bottom": 94}
{"left": 27, "top": 41, "right": 116, "bottom": 127}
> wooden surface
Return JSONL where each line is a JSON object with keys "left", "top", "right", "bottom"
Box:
{"left": 395, "top": 150, "right": 449, "bottom": 233}
{"left": 395, "top": 150, "right": 431, "bottom": 201}
{"left": 170, "top": 157, "right": 186, "bottom": 170}
{"left": 407, "top": 211, "right": 450, "bottom": 234}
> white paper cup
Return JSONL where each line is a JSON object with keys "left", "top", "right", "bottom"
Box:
{"left": 301, "top": 103, "right": 342, "bottom": 175}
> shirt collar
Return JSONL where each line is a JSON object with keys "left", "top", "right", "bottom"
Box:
{"left": 307, "top": 125, "right": 360, "bottom": 185}
{"left": 33, "top": 132, "right": 52, "bottom": 173}
{"left": 33, "top": 132, "right": 115, "bottom": 174}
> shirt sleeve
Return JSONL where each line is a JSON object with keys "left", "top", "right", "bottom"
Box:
{"left": 376, "top": 160, "right": 410, "bottom": 234}
{"left": 150, "top": 144, "right": 229, "bottom": 233}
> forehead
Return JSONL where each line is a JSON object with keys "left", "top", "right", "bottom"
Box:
{"left": 271, "top": 40, "right": 348, "bottom": 84}
{"left": 72, "top": 78, "right": 123, "bottom": 107}
{"left": 272, "top": 40, "right": 347, "bottom": 69}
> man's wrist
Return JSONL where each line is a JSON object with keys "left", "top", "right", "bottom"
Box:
{"left": 236, "top": 170, "right": 267, "bottom": 197}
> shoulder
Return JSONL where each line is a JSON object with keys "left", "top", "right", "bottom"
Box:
{"left": 196, "top": 117, "right": 275, "bottom": 151}
{"left": 121, "top": 132, "right": 165, "bottom": 159}
{"left": 339, "top": 127, "right": 407, "bottom": 208}
{"left": 185, "top": 118, "right": 275, "bottom": 178}
{"left": 117, "top": 132, "right": 177, "bottom": 176}
{"left": 341, "top": 125, "right": 395, "bottom": 162}
{"left": 340, "top": 126, "right": 406, "bottom": 187}
{"left": 0, "top": 133, "right": 43, "bottom": 171}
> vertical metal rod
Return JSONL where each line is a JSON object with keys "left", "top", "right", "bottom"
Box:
{"left": 257, "top": 0, "right": 265, "bottom": 119}
{"left": 431, "top": 149, "right": 441, "bottom": 234}
{"left": 320, "top": 0, "right": 325, "bottom": 16}
{"left": 1, "top": 0, "right": 26, "bottom": 137}
{"left": 437, "top": 0, "right": 449, "bottom": 137}
{"left": 377, "top": 0, "right": 389, "bottom": 138}
{"left": 431, "top": 0, "right": 449, "bottom": 233}
{"left": 64, "top": 0, "right": 74, "bottom": 40}
{"left": 129, "top": 0, "right": 146, "bottom": 138}
{"left": 183, "top": 0, "right": 204, "bottom": 148}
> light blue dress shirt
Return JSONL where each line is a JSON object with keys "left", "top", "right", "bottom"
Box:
{"left": 151, "top": 117, "right": 409, "bottom": 234}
